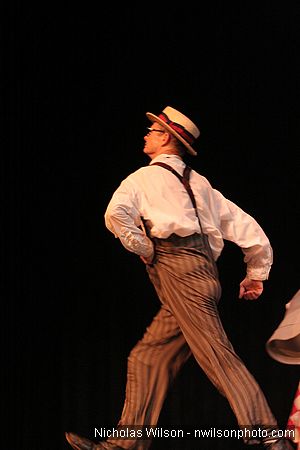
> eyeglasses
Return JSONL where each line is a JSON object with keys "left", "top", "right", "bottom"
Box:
{"left": 146, "top": 127, "right": 165, "bottom": 134}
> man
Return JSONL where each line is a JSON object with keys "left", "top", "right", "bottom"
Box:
{"left": 66, "top": 106, "right": 294, "bottom": 449}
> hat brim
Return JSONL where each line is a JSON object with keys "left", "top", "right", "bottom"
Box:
{"left": 266, "top": 334, "right": 300, "bottom": 364}
{"left": 266, "top": 309, "right": 300, "bottom": 364}
{"left": 146, "top": 112, "right": 197, "bottom": 156}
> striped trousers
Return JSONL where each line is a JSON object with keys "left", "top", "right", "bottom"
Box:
{"left": 108, "top": 234, "right": 277, "bottom": 449}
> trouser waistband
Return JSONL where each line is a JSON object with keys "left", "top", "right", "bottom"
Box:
{"left": 152, "top": 233, "right": 205, "bottom": 248}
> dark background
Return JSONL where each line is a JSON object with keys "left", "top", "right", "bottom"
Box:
{"left": 4, "top": 3, "right": 299, "bottom": 450}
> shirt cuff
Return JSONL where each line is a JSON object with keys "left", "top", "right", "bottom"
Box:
{"left": 246, "top": 266, "right": 271, "bottom": 281}
{"left": 119, "top": 228, "right": 154, "bottom": 258}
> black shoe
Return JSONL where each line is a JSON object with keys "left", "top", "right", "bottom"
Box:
{"left": 264, "top": 438, "right": 296, "bottom": 449}
{"left": 65, "top": 432, "right": 124, "bottom": 450}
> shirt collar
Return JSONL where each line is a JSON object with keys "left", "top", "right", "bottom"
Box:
{"left": 149, "top": 154, "right": 183, "bottom": 166}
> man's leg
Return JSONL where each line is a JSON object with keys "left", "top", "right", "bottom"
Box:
{"left": 107, "top": 305, "right": 191, "bottom": 449}
{"left": 149, "top": 238, "right": 278, "bottom": 446}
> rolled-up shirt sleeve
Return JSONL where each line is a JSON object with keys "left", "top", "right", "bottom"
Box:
{"left": 104, "top": 179, "right": 154, "bottom": 258}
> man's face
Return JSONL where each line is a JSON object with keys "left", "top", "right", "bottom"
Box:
{"left": 143, "top": 122, "right": 167, "bottom": 159}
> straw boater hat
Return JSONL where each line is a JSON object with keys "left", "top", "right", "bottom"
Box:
{"left": 146, "top": 106, "right": 200, "bottom": 156}
{"left": 266, "top": 289, "right": 300, "bottom": 364}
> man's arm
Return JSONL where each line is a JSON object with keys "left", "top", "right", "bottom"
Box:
{"left": 211, "top": 190, "right": 273, "bottom": 299}
{"left": 104, "top": 179, "right": 154, "bottom": 260}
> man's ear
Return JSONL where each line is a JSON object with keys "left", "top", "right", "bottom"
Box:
{"left": 162, "top": 132, "right": 171, "bottom": 146}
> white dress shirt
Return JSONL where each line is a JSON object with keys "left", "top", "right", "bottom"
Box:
{"left": 104, "top": 154, "right": 273, "bottom": 280}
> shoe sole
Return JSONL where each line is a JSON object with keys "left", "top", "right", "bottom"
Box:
{"left": 65, "top": 433, "right": 84, "bottom": 450}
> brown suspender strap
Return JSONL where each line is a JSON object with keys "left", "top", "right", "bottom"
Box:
{"left": 151, "top": 162, "right": 203, "bottom": 233}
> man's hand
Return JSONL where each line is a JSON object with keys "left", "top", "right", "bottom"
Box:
{"left": 239, "top": 277, "right": 264, "bottom": 300}
{"left": 140, "top": 252, "right": 155, "bottom": 265}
